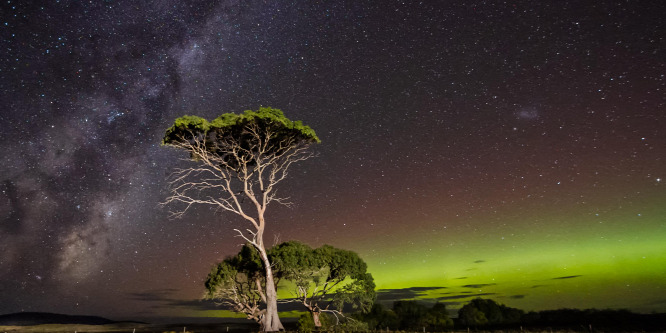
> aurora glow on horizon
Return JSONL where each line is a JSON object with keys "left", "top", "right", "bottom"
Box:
{"left": 1, "top": 0, "right": 664, "bottom": 321}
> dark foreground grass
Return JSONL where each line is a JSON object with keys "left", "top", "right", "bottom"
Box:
{"left": 0, "top": 322, "right": 250, "bottom": 333}
{"left": 1, "top": 326, "right": 662, "bottom": 333}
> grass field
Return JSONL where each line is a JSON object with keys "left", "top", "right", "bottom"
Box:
{"left": 0, "top": 322, "right": 254, "bottom": 333}
{"left": 2, "top": 320, "right": 663, "bottom": 333}
{"left": 0, "top": 326, "right": 658, "bottom": 333}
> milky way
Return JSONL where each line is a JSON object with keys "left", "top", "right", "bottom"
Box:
{"left": 1, "top": 1, "right": 664, "bottom": 320}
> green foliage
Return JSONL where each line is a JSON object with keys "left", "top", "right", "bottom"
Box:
{"left": 337, "top": 318, "right": 369, "bottom": 332}
{"left": 172, "top": 115, "right": 211, "bottom": 134}
{"left": 233, "top": 243, "right": 264, "bottom": 274}
{"left": 393, "top": 300, "right": 428, "bottom": 329}
{"left": 269, "top": 241, "right": 319, "bottom": 282}
{"left": 357, "top": 301, "right": 452, "bottom": 331}
{"left": 205, "top": 243, "right": 264, "bottom": 298}
{"left": 354, "top": 303, "right": 399, "bottom": 330}
{"left": 205, "top": 260, "right": 238, "bottom": 296}
{"left": 163, "top": 106, "right": 320, "bottom": 147}
{"left": 333, "top": 272, "right": 375, "bottom": 313}
{"left": 269, "top": 241, "right": 376, "bottom": 314}
{"left": 458, "top": 304, "right": 488, "bottom": 327}
{"left": 207, "top": 241, "right": 375, "bottom": 322}
{"left": 297, "top": 313, "right": 317, "bottom": 333}
{"left": 393, "top": 300, "right": 453, "bottom": 330}
{"left": 313, "top": 245, "right": 376, "bottom": 313}
{"left": 163, "top": 107, "right": 319, "bottom": 173}
{"left": 425, "top": 302, "right": 454, "bottom": 330}
{"left": 457, "top": 298, "right": 524, "bottom": 327}
{"left": 315, "top": 245, "right": 366, "bottom": 281}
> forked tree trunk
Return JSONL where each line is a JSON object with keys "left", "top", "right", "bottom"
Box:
{"left": 258, "top": 247, "right": 284, "bottom": 332}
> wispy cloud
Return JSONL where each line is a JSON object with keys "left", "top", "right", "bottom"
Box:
{"left": 376, "top": 286, "right": 448, "bottom": 302}
{"left": 127, "top": 289, "right": 219, "bottom": 311}
{"left": 551, "top": 275, "right": 583, "bottom": 280}
{"left": 437, "top": 293, "right": 497, "bottom": 301}
{"left": 461, "top": 283, "right": 497, "bottom": 288}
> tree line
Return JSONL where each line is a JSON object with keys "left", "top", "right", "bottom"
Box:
{"left": 353, "top": 298, "right": 664, "bottom": 332}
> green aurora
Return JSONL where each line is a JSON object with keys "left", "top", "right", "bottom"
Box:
{"left": 359, "top": 190, "right": 666, "bottom": 313}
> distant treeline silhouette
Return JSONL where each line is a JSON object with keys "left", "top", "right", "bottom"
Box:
{"left": 521, "top": 308, "right": 666, "bottom": 331}
{"left": 353, "top": 298, "right": 665, "bottom": 332}
{"left": 0, "top": 312, "right": 116, "bottom": 326}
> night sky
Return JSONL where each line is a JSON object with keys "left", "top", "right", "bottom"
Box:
{"left": 1, "top": 0, "right": 664, "bottom": 321}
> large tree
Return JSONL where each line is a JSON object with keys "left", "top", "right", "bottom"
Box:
{"left": 162, "top": 107, "right": 320, "bottom": 331}
{"left": 205, "top": 241, "right": 375, "bottom": 329}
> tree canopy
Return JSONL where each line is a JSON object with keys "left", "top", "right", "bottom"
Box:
{"left": 163, "top": 107, "right": 320, "bottom": 144}
{"left": 205, "top": 244, "right": 266, "bottom": 324}
{"left": 162, "top": 107, "right": 319, "bottom": 169}
{"left": 205, "top": 241, "right": 375, "bottom": 329}
{"left": 270, "top": 241, "right": 376, "bottom": 326}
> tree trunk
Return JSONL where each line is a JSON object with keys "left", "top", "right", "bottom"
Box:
{"left": 312, "top": 310, "right": 322, "bottom": 328}
{"left": 258, "top": 247, "right": 284, "bottom": 332}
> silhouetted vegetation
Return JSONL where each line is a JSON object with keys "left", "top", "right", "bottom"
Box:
{"left": 2, "top": 306, "right": 664, "bottom": 332}
{"left": 521, "top": 308, "right": 666, "bottom": 332}
{"left": 348, "top": 298, "right": 665, "bottom": 332}
{"left": 354, "top": 301, "right": 453, "bottom": 331}
{"left": 458, "top": 298, "right": 524, "bottom": 327}
{"left": 453, "top": 298, "right": 666, "bottom": 332}
{"left": 0, "top": 312, "right": 118, "bottom": 326}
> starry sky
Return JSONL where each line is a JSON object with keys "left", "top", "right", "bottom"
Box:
{"left": 1, "top": 0, "right": 664, "bottom": 322}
